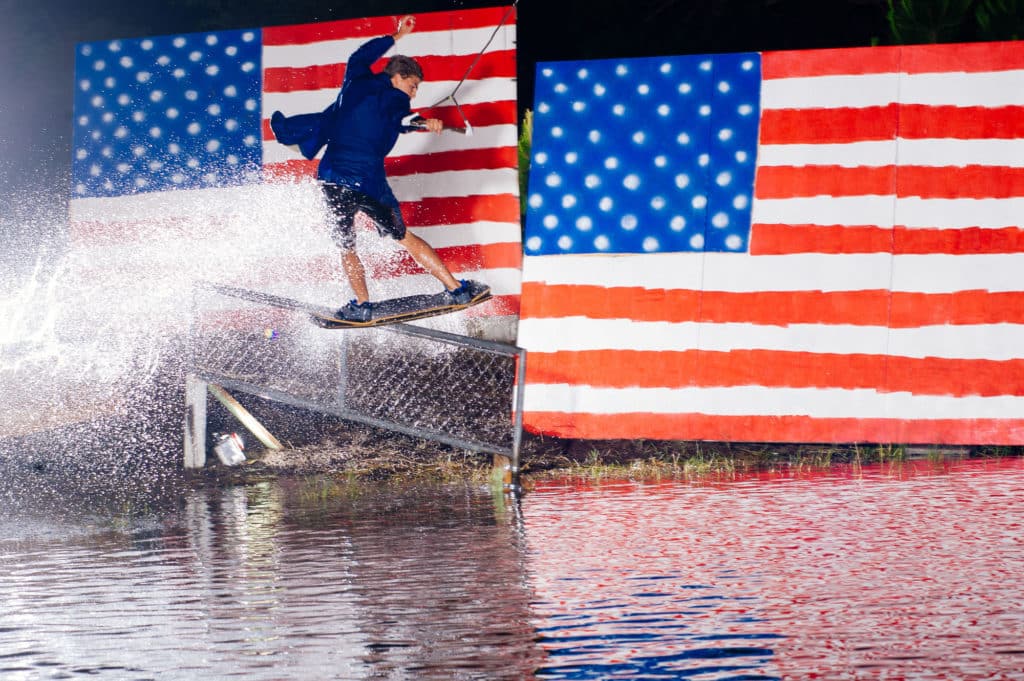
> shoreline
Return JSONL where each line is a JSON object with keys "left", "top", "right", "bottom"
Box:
{"left": 190, "top": 417, "right": 1024, "bottom": 487}
{"left": 5, "top": 394, "right": 1021, "bottom": 492}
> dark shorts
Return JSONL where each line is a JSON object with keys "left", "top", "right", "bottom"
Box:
{"left": 320, "top": 182, "right": 407, "bottom": 250}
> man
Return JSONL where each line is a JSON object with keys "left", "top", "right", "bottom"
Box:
{"left": 271, "top": 15, "right": 485, "bottom": 322}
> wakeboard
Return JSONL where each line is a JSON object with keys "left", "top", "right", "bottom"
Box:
{"left": 313, "top": 280, "right": 492, "bottom": 328}
{"left": 206, "top": 281, "right": 491, "bottom": 329}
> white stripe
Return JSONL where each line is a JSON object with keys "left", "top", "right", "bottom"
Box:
{"left": 522, "top": 252, "right": 876, "bottom": 292}
{"left": 753, "top": 195, "right": 1024, "bottom": 229}
{"left": 68, "top": 189, "right": 521, "bottom": 258}
{"left": 521, "top": 252, "right": 707, "bottom": 290}
{"left": 391, "top": 123, "right": 518, "bottom": 157}
{"left": 69, "top": 174, "right": 521, "bottom": 228}
{"left": 262, "top": 79, "right": 516, "bottom": 117}
{"left": 757, "top": 141, "right": 897, "bottom": 168}
{"left": 900, "top": 70, "right": 1024, "bottom": 107}
{"left": 523, "top": 383, "right": 1024, "bottom": 420}
{"left": 757, "top": 139, "right": 1024, "bottom": 169}
{"left": 890, "top": 253, "right": 1024, "bottom": 293}
{"left": 761, "top": 70, "right": 1024, "bottom": 109}
{"left": 390, "top": 168, "right": 518, "bottom": 201}
{"left": 893, "top": 197, "right": 1024, "bottom": 229}
{"left": 752, "top": 195, "right": 895, "bottom": 228}
{"left": 409, "top": 221, "right": 522, "bottom": 248}
{"left": 522, "top": 251, "right": 1024, "bottom": 294}
{"left": 69, "top": 183, "right": 322, "bottom": 222}
{"left": 68, "top": 222, "right": 520, "bottom": 265}
{"left": 897, "top": 138, "right": 1024, "bottom": 168}
{"left": 262, "top": 25, "right": 517, "bottom": 70}
{"left": 517, "top": 317, "right": 1024, "bottom": 361}
{"left": 371, "top": 268, "right": 521, "bottom": 297}
{"left": 761, "top": 74, "right": 899, "bottom": 110}
{"left": 224, "top": 263, "right": 521, "bottom": 306}
{"left": 262, "top": 124, "right": 519, "bottom": 163}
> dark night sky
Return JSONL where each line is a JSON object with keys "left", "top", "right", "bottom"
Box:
{"left": 0, "top": 0, "right": 890, "bottom": 228}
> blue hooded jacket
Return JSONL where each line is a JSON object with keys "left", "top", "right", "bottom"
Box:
{"left": 270, "top": 35, "right": 416, "bottom": 204}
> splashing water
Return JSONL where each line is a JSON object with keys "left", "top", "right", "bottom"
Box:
{"left": 0, "top": 252, "right": 71, "bottom": 371}
{"left": 1, "top": 179, "right": 479, "bottom": 466}
{"left": 0, "top": 183, "right": 316, "bottom": 463}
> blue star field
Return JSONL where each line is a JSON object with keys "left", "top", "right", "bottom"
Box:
{"left": 71, "top": 29, "right": 263, "bottom": 198}
{"left": 524, "top": 53, "right": 762, "bottom": 255}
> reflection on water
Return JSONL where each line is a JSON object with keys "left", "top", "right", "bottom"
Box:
{"left": 1, "top": 458, "right": 1023, "bottom": 679}
{"left": 525, "top": 457, "right": 1024, "bottom": 680}
{"left": 0, "top": 480, "right": 541, "bottom": 680}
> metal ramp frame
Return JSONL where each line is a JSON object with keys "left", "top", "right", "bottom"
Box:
{"left": 185, "top": 283, "right": 526, "bottom": 484}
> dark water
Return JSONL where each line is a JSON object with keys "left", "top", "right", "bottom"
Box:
{"left": 2, "top": 458, "right": 1024, "bottom": 680}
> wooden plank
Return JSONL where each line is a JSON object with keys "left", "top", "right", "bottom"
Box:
{"left": 207, "top": 383, "right": 283, "bottom": 451}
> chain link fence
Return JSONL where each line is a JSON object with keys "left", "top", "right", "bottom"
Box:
{"left": 187, "top": 282, "right": 525, "bottom": 471}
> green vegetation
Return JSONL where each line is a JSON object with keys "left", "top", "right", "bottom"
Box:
{"left": 518, "top": 109, "right": 533, "bottom": 219}
{"left": 886, "top": 0, "right": 976, "bottom": 43}
{"left": 208, "top": 424, "right": 1024, "bottom": 486}
{"left": 522, "top": 438, "right": 1022, "bottom": 482}
{"left": 887, "top": 0, "right": 1024, "bottom": 42}
{"left": 974, "top": 0, "right": 1024, "bottom": 39}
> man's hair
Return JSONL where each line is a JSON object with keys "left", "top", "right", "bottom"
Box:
{"left": 384, "top": 55, "right": 424, "bottom": 81}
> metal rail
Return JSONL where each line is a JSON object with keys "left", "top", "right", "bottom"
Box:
{"left": 186, "top": 282, "right": 525, "bottom": 484}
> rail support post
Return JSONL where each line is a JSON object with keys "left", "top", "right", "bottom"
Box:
{"left": 184, "top": 375, "right": 208, "bottom": 469}
{"left": 492, "top": 453, "right": 514, "bottom": 489}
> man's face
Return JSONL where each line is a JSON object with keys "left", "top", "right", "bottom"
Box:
{"left": 390, "top": 73, "right": 421, "bottom": 100}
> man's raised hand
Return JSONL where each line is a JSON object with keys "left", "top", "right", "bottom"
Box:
{"left": 393, "top": 15, "right": 415, "bottom": 41}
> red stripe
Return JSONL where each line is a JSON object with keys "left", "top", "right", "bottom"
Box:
{"left": 755, "top": 165, "right": 1024, "bottom": 200}
{"left": 70, "top": 196, "right": 521, "bottom": 242}
{"left": 265, "top": 145, "right": 518, "bottom": 182}
{"left": 263, "top": 62, "right": 344, "bottom": 93}
{"left": 402, "top": 193, "right": 520, "bottom": 227}
{"left": 68, "top": 216, "right": 236, "bottom": 246}
{"left": 761, "top": 105, "right": 1024, "bottom": 144}
{"left": 410, "top": 100, "right": 518, "bottom": 130}
{"left": 365, "top": 242, "right": 522, "bottom": 278}
{"left": 469, "top": 294, "right": 519, "bottom": 317}
{"left": 755, "top": 165, "right": 895, "bottom": 198}
{"left": 264, "top": 50, "right": 516, "bottom": 93}
{"left": 893, "top": 226, "right": 1024, "bottom": 254}
{"left": 762, "top": 41, "right": 1024, "bottom": 79}
{"left": 225, "top": 252, "right": 519, "bottom": 291}
{"left": 899, "top": 165, "right": 1024, "bottom": 198}
{"left": 195, "top": 293, "right": 520, "bottom": 334}
{"left": 518, "top": 283, "right": 1024, "bottom": 327}
{"left": 901, "top": 105, "right": 1024, "bottom": 140}
{"left": 263, "top": 6, "right": 516, "bottom": 46}
{"left": 264, "top": 159, "right": 319, "bottom": 181}
{"left": 520, "top": 282, "right": 701, "bottom": 322}
{"left": 525, "top": 349, "right": 1024, "bottom": 397}
{"left": 750, "top": 224, "right": 895, "bottom": 254}
{"left": 263, "top": 101, "right": 517, "bottom": 142}
{"left": 759, "top": 105, "right": 897, "bottom": 144}
{"left": 230, "top": 245, "right": 520, "bottom": 284}
{"left": 387, "top": 146, "right": 519, "bottom": 177}
{"left": 523, "top": 411, "right": 1024, "bottom": 445}
{"left": 762, "top": 47, "right": 901, "bottom": 79}
{"left": 751, "top": 224, "right": 1024, "bottom": 256}
{"left": 900, "top": 41, "right": 1024, "bottom": 74}
{"left": 520, "top": 283, "right": 889, "bottom": 325}
{"left": 889, "top": 290, "right": 1024, "bottom": 327}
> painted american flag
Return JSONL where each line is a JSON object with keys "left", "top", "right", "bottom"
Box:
{"left": 68, "top": 7, "right": 520, "bottom": 330}
{"left": 519, "top": 41, "right": 1024, "bottom": 445}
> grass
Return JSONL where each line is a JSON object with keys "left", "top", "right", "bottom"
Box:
{"left": 207, "top": 415, "right": 1024, "bottom": 486}
{"left": 521, "top": 437, "right": 1022, "bottom": 483}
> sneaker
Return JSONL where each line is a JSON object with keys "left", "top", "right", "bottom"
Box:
{"left": 337, "top": 299, "right": 373, "bottom": 322}
{"left": 445, "top": 279, "right": 486, "bottom": 305}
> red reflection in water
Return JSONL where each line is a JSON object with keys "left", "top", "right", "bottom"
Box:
{"left": 523, "top": 458, "right": 1024, "bottom": 680}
